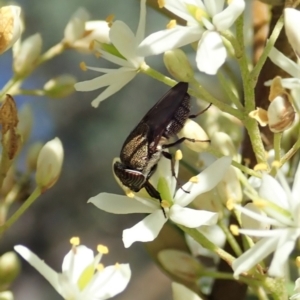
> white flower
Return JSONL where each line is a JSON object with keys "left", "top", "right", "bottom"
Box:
{"left": 172, "top": 282, "right": 203, "bottom": 300}
{"left": 89, "top": 155, "right": 232, "bottom": 248}
{"left": 284, "top": 8, "right": 300, "bottom": 58}
{"left": 74, "top": 0, "right": 147, "bottom": 107}
{"left": 138, "top": 0, "right": 245, "bottom": 75}
{"left": 232, "top": 162, "right": 300, "bottom": 277}
{"left": 291, "top": 278, "right": 300, "bottom": 300}
{"left": 14, "top": 241, "right": 131, "bottom": 300}
{"left": 266, "top": 47, "right": 300, "bottom": 90}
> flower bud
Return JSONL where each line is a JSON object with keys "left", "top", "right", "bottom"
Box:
{"left": 0, "top": 252, "right": 20, "bottom": 288}
{"left": 64, "top": 8, "right": 89, "bottom": 43}
{"left": 211, "top": 132, "right": 237, "bottom": 158}
{"left": 35, "top": 137, "right": 64, "bottom": 191}
{"left": 158, "top": 249, "right": 202, "bottom": 282}
{"left": 0, "top": 291, "right": 14, "bottom": 300}
{"left": 44, "top": 75, "right": 76, "bottom": 98}
{"left": 284, "top": 8, "right": 300, "bottom": 57}
{"left": 177, "top": 119, "right": 209, "bottom": 152}
{"left": 163, "top": 49, "right": 194, "bottom": 82}
{"left": 0, "top": 6, "right": 22, "bottom": 55}
{"left": 267, "top": 94, "right": 295, "bottom": 133}
{"left": 17, "top": 104, "right": 33, "bottom": 144}
{"left": 13, "top": 33, "right": 42, "bottom": 75}
{"left": 26, "top": 142, "right": 43, "bottom": 172}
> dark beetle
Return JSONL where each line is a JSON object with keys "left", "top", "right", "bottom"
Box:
{"left": 114, "top": 82, "right": 210, "bottom": 214}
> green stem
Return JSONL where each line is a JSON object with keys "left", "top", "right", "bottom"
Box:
{"left": 177, "top": 224, "right": 235, "bottom": 266}
{"left": 218, "top": 220, "right": 243, "bottom": 256}
{"left": 0, "top": 187, "right": 41, "bottom": 235}
{"left": 250, "top": 15, "right": 284, "bottom": 86}
{"left": 279, "top": 136, "right": 300, "bottom": 167}
{"left": 0, "top": 148, "right": 13, "bottom": 190}
{"left": 15, "top": 89, "right": 46, "bottom": 96}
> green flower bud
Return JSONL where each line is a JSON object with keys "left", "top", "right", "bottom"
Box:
{"left": 163, "top": 49, "right": 194, "bottom": 82}
{"left": 0, "top": 252, "right": 20, "bottom": 288}
{"left": 44, "top": 75, "right": 76, "bottom": 98}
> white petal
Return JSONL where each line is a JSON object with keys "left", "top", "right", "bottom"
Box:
{"left": 196, "top": 31, "right": 226, "bottom": 75}
{"left": 88, "top": 192, "right": 156, "bottom": 214}
{"left": 138, "top": 26, "right": 203, "bottom": 57}
{"left": 91, "top": 72, "right": 136, "bottom": 107}
{"left": 14, "top": 245, "right": 62, "bottom": 294}
{"left": 284, "top": 8, "right": 300, "bottom": 57}
{"left": 292, "top": 161, "right": 300, "bottom": 200}
{"left": 213, "top": 0, "right": 245, "bottom": 30}
{"left": 268, "top": 229, "right": 299, "bottom": 277}
{"left": 74, "top": 67, "right": 133, "bottom": 92}
{"left": 170, "top": 204, "right": 218, "bottom": 227}
{"left": 204, "top": 0, "right": 225, "bottom": 16}
{"left": 110, "top": 21, "right": 137, "bottom": 62}
{"left": 268, "top": 47, "right": 300, "bottom": 79}
{"left": 136, "top": 0, "right": 146, "bottom": 44}
{"left": 175, "top": 156, "right": 232, "bottom": 207}
{"left": 100, "top": 49, "right": 134, "bottom": 68}
{"left": 62, "top": 246, "right": 94, "bottom": 282}
{"left": 172, "top": 282, "right": 203, "bottom": 300}
{"left": 87, "top": 264, "right": 131, "bottom": 298}
{"left": 122, "top": 210, "right": 167, "bottom": 247}
{"left": 232, "top": 236, "right": 277, "bottom": 276}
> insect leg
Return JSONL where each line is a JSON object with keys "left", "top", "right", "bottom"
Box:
{"left": 144, "top": 180, "right": 166, "bottom": 218}
{"left": 189, "top": 103, "right": 212, "bottom": 119}
{"left": 162, "top": 137, "right": 210, "bottom": 149}
{"left": 162, "top": 151, "right": 190, "bottom": 194}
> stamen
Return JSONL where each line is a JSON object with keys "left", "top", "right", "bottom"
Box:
{"left": 296, "top": 256, "right": 300, "bottom": 268}
{"left": 175, "top": 149, "right": 182, "bottom": 161}
{"left": 115, "top": 262, "right": 120, "bottom": 269}
{"left": 161, "top": 199, "right": 170, "bottom": 208}
{"left": 167, "top": 20, "right": 177, "bottom": 29}
{"left": 271, "top": 160, "right": 281, "bottom": 168}
{"left": 230, "top": 224, "right": 239, "bottom": 236}
{"left": 158, "top": 0, "right": 165, "bottom": 8}
{"left": 70, "top": 237, "right": 80, "bottom": 246}
{"left": 253, "top": 163, "right": 268, "bottom": 171}
{"left": 125, "top": 189, "right": 135, "bottom": 198}
{"left": 97, "top": 263, "right": 105, "bottom": 271}
{"left": 253, "top": 199, "right": 267, "bottom": 209}
{"left": 106, "top": 14, "right": 115, "bottom": 27}
{"left": 189, "top": 176, "right": 198, "bottom": 183}
{"left": 195, "top": 8, "right": 207, "bottom": 22}
{"left": 97, "top": 244, "right": 109, "bottom": 254}
{"left": 226, "top": 199, "right": 235, "bottom": 210}
{"left": 80, "top": 62, "right": 87, "bottom": 71}
{"left": 94, "top": 51, "right": 101, "bottom": 58}
{"left": 89, "top": 40, "right": 95, "bottom": 51}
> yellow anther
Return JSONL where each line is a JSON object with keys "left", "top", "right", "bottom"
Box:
{"left": 226, "top": 199, "right": 235, "bottom": 211}
{"left": 195, "top": 8, "right": 207, "bottom": 22}
{"left": 175, "top": 149, "right": 182, "bottom": 161}
{"left": 253, "top": 199, "right": 267, "bottom": 209}
{"left": 70, "top": 237, "right": 80, "bottom": 246}
{"left": 125, "top": 189, "right": 135, "bottom": 198}
{"left": 161, "top": 199, "right": 170, "bottom": 208}
{"left": 115, "top": 262, "right": 120, "bottom": 269}
{"left": 97, "top": 244, "right": 109, "bottom": 254}
{"left": 167, "top": 20, "right": 177, "bottom": 29}
{"left": 106, "top": 14, "right": 115, "bottom": 26}
{"left": 230, "top": 224, "right": 240, "bottom": 236}
{"left": 158, "top": 0, "right": 165, "bottom": 8}
{"left": 253, "top": 163, "right": 268, "bottom": 171}
{"left": 227, "top": 0, "right": 232, "bottom": 4}
{"left": 271, "top": 160, "right": 281, "bottom": 168}
{"left": 94, "top": 51, "right": 101, "bottom": 58}
{"left": 80, "top": 61, "right": 87, "bottom": 71}
{"left": 89, "top": 40, "right": 95, "bottom": 51}
{"left": 189, "top": 176, "right": 198, "bottom": 183}
{"left": 97, "top": 263, "right": 105, "bottom": 271}
{"left": 296, "top": 256, "right": 300, "bottom": 268}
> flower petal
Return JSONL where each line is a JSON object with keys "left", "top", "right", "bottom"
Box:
{"left": 175, "top": 156, "right": 231, "bottom": 207}
{"left": 268, "top": 47, "right": 300, "bottom": 79}
{"left": 110, "top": 21, "right": 137, "bottom": 62}
{"left": 122, "top": 209, "right": 167, "bottom": 247}
{"left": 213, "top": 0, "right": 245, "bottom": 30}
{"left": 232, "top": 236, "right": 277, "bottom": 276}
{"left": 14, "top": 245, "right": 61, "bottom": 294}
{"left": 86, "top": 264, "right": 131, "bottom": 298}
{"left": 88, "top": 192, "right": 156, "bottom": 214}
{"left": 204, "top": 0, "right": 225, "bottom": 16}
{"left": 170, "top": 204, "right": 218, "bottom": 227}
{"left": 196, "top": 31, "right": 226, "bottom": 75}
{"left": 138, "top": 26, "right": 203, "bottom": 57}
{"left": 62, "top": 246, "right": 94, "bottom": 282}
{"left": 136, "top": 0, "right": 146, "bottom": 44}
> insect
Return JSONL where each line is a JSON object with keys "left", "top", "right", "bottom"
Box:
{"left": 114, "top": 82, "right": 210, "bottom": 216}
